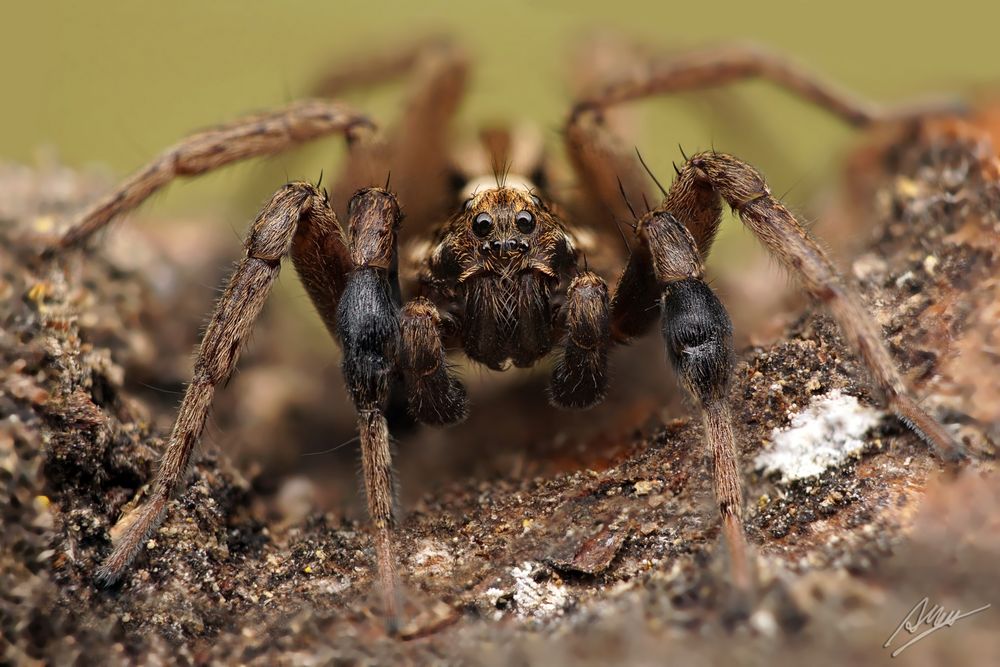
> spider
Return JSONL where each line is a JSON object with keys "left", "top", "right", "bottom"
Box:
{"left": 49, "top": 37, "right": 966, "bottom": 632}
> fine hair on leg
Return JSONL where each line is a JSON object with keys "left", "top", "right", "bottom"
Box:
{"left": 96, "top": 182, "right": 347, "bottom": 584}
{"left": 54, "top": 100, "right": 373, "bottom": 250}
{"left": 665, "top": 151, "right": 964, "bottom": 460}
{"left": 609, "top": 207, "right": 752, "bottom": 597}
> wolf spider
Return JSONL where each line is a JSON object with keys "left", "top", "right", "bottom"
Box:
{"left": 51, "top": 37, "right": 965, "bottom": 632}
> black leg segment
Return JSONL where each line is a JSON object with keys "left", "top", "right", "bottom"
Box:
{"left": 661, "top": 278, "right": 735, "bottom": 405}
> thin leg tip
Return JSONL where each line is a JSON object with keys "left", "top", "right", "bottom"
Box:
{"left": 943, "top": 444, "right": 969, "bottom": 464}
{"left": 721, "top": 589, "right": 753, "bottom": 629}
{"left": 93, "top": 563, "right": 124, "bottom": 588}
{"left": 384, "top": 615, "right": 402, "bottom": 637}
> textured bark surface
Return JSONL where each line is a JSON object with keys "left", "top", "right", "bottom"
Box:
{"left": 1, "top": 117, "right": 998, "bottom": 665}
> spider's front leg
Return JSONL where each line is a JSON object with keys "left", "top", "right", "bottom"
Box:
{"left": 94, "top": 181, "right": 435, "bottom": 633}
{"left": 609, "top": 212, "right": 751, "bottom": 597}
{"left": 332, "top": 189, "right": 408, "bottom": 630}
{"left": 96, "top": 182, "right": 351, "bottom": 584}
{"left": 666, "top": 151, "right": 964, "bottom": 462}
{"left": 335, "top": 191, "right": 468, "bottom": 631}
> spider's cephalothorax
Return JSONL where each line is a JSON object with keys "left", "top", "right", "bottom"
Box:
{"left": 425, "top": 183, "right": 577, "bottom": 370}
{"left": 49, "top": 37, "right": 967, "bottom": 634}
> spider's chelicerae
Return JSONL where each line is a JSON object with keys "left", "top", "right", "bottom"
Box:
{"left": 52, "top": 38, "right": 966, "bottom": 631}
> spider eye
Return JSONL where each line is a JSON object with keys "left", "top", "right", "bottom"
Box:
{"left": 515, "top": 210, "right": 536, "bottom": 234}
{"left": 472, "top": 212, "right": 494, "bottom": 237}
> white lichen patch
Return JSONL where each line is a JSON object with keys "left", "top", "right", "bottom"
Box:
{"left": 510, "top": 562, "right": 569, "bottom": 619}
{"left": 407, "top": 539, "right": 455, "bottom": 578}
{"left": 754, "top": 390, "right": 883, "bottom": 482}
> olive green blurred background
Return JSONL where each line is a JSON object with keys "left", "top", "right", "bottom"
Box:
{"left": 2, "top": 0, "right": 997, "bottom": 248}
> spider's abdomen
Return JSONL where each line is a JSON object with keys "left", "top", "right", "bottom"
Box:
{"left": 461, "top": 272, "right": 553, "bottom": 370}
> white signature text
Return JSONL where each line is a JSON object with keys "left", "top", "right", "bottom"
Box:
{"left": 883, "top": 597, "right": 990, "bottom": 657}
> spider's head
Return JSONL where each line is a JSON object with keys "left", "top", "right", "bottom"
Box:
{"left": 426, "top": 182, "right": 578, "bottom": 369}
{"left": 438, "top": 183, "right": 575, "bottom": 283}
